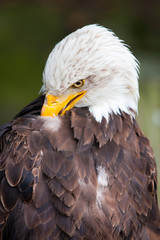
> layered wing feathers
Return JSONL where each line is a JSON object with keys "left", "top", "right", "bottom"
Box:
{"left": 0, "top": 99, "right": 159, "bottom": 239}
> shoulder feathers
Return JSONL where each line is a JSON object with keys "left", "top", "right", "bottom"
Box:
{"left": 0, "top": 24, "right": 160, "bottom": 240}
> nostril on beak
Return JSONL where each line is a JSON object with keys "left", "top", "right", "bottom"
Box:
{"left": 47, "top": 95, "right": 59, "bottom": 105}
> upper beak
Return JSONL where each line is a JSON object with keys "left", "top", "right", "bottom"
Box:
{"left": 41, "top": 91, "right": 86, "bottom": 117}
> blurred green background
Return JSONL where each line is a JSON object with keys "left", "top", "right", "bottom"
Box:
{"left": 0, "top": 0, "right": 160, "bottom": 202}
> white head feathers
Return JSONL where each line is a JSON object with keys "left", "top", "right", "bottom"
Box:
{"left": 42, "top": 24, "right": 139, "bottom": 122}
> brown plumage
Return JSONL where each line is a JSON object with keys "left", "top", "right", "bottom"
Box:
{"left": 1, "top": 24, "right": 160, "bottom": 240}
{"left": 0, "top": 96, "right": 160, "bottom": 240}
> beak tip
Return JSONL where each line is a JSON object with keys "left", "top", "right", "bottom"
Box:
{"left": 41, "top": 91, "right": 86, "bottom": 117}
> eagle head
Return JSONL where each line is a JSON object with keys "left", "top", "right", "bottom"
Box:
{"left": 41, "top": 24, "right": 139, "bottom": 122}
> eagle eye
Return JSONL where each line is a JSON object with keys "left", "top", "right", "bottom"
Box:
{"left": 72, "top": 79, "right": 85, "bottom": 88}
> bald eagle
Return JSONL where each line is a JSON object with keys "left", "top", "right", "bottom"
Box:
{"left": 0, "top": 25, "right": 160, "bottom": 240}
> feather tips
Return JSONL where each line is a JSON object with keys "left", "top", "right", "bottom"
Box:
{"left": 0, "top": 106, "right": 159, "bottom": 239}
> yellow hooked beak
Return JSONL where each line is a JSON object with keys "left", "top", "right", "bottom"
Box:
{"left": 41, "top": 91, "right": 86, "bottom": 117}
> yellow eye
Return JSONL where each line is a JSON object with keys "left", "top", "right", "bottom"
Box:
{"left": 72, "top": 79, "right": 85, "bottom": 88}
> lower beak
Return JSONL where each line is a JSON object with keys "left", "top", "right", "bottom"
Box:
{"left": 41, "top": 91, "right": 86, "bottom": 117}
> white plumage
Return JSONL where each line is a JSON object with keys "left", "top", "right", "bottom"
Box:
{"left": 42, "top": 24, "right": 139, "bottom": 122}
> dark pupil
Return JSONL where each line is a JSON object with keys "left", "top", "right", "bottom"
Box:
{"left": 76, "top": 81, "right": 81, "bottom": 85}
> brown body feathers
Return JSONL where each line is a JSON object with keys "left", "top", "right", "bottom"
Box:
{"left": 0, "top": 96, "right": 160, "bottom": 239}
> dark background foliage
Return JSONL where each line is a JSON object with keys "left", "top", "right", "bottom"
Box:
{"left": 0, "top": 0, "right": 160, "bottom": 200}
